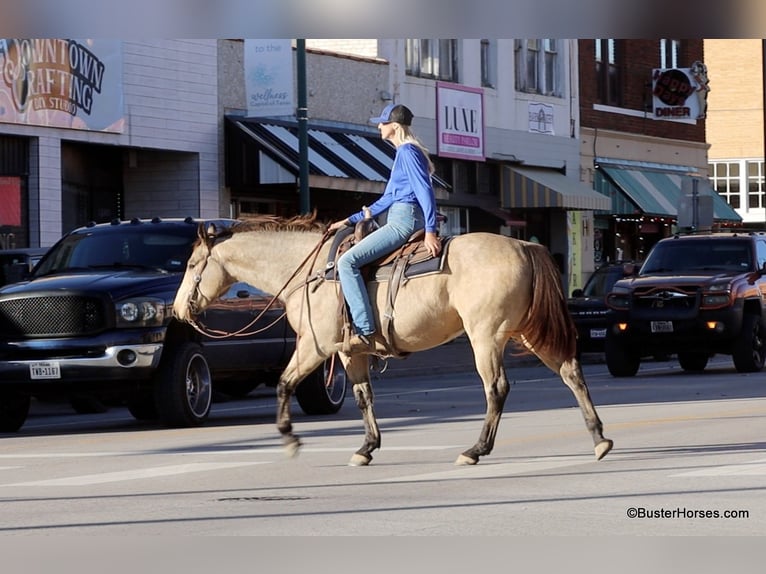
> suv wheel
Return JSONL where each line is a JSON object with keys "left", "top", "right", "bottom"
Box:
{"left": 732, "top": 314, "right": 765, "bottom": 373}
{"left": 0, "top": 391, "right": 31, "bottom": 432}
{"left": 154, "top": 341, "right": 213, "bottom": 427}
{"left": 678, "top": 352, "right": 709, "bottom": 372}
{"left": 605, "top": 335, "right": 640, "bottom": 377}
{"left": 127, "top": 393, "right": 159, "bottom": 421}
{"left": 295, "top": 355, "right": 347, "bottom": 415}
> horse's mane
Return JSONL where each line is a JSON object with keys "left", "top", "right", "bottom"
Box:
{"left": 233, "top": 212, "right": 326, "bottom": 234}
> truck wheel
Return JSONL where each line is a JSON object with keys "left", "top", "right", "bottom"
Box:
{"left": 605, "top": 335, "right": 640, "bottom": 377}
{"left": 295, "top": 355, "right": 347, "bottom": 415}
{"left": 732, "top": 314, "right": 765, "bottom": 373}
{"left": 127, "top": 393, "right": 159, "bottom": 421}
{"left": 678, "top": 352, "right": 709, "bottom": 372}
{"left": 0, "top": 391, "right": 31, "bottom": 432}
{"left": 154, "top": 341, "right": 212, "bottom": 427}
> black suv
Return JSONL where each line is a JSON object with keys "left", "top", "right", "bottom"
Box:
{"left": 568, "top": 261, "right": 638, "bottom": 355}
{"left": 605, "top": 231, "right": 766, "bottom": 376}
{"left": 0, "top": 217, "right": 346, "bottom": 432}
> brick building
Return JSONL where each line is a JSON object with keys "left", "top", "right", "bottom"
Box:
{"left": 578, "top": 39, "right": 740, "bottom": 265}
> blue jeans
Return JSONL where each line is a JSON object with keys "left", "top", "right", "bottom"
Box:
{"left": 337, "top": 202, "right": 424, "bottom": 335}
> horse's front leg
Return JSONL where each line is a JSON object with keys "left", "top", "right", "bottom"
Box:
{"left": 276, "top": 346, "right": 326, "bottom": 458}
{"left": 341, "top": 354, "right": 380, "bottom": 466}
{"left": 457, "top": 338, "right": 509, "bottom": 465}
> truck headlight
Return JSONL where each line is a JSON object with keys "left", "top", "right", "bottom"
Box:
{"left": 116, "top": 298, "right": 165, "bottom": 327}
{"left": 606, "top": 290, "right": 631, "bottom": 311}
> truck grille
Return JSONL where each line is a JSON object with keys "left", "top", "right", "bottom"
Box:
{"left": 633, "top": 286, "right": 699, "bottom": 310}
{"left": 0, "top": 295, "right": 107, "bottom": 338}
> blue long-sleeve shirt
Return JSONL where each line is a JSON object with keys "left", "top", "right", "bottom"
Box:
{"left": 347, "top": 142, "right": 438, "bottom": 233}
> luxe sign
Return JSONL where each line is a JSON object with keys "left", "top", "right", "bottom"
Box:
{"left": 436, "top": 82, "right": 484, "bottom": 161}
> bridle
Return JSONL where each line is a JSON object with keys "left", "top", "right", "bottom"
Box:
{"left": 182, "top": 228, "right": 334, "bottom": 339}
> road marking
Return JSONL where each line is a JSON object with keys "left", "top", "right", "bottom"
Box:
{"left": 375, "top": 454, "right": 594, "bottom": 483}
{"left": 671, "top": 458, "right": 766, "bottom": 477}
{"left": 2, "top": 461, "right": 268, "bottom": 487}
{"left": 0, "top": 445, "right": 458, "bottom": 460}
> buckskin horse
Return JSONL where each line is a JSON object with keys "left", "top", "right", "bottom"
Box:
{"left": 173, "top": 214, "right": 613, "bottom": 466}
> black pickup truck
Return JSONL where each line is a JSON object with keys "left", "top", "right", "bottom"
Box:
{"left": 604, "top": 231, "right": 766, "bottom": 376}
{"left": 0, "top": 217, "right": 346, "bottom": 432}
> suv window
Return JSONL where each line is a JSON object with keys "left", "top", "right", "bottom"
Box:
{"left": 640, "top": 239, "right": 753, "bottom": 274}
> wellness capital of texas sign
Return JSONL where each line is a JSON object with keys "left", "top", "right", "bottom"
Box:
{"left": 244, "top": 39, "right": 294, "bottom": 118}
{"left": 0, "top": 39, "right": 124, "bottom": 132}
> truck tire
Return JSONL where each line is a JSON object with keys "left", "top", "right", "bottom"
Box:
{"left": 732, "top": 313, "right": 765, "bottom": 373}
{"left": 127, "top": 393, "right": 159, "bottom": 421}
{"left": 678, "top": 352, "right": 709, "bottom": 372}
{"left": 154, "top": 341, "right": 212, "bottom": 427}
{"left": 605, "top": 335, "right": 640, "bottom": 377}
{"left": 0, "top": 391, "right": 31, "bottom": 432}
{"left": 295, "top": 355, "right": 347, "bottom": 415}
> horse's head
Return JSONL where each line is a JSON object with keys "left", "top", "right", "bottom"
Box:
{"left": 173, "top": 222, "right": 233, "bottom": 323}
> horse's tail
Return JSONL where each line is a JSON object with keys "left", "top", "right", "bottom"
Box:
{"left": 516, "top": 243, "right": 577, "bottom": 360}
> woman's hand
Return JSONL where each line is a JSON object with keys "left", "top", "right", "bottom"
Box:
{"left": 424, "top": 231, "right": 441, "bottom": 258}
{"left": 328, "top": 219, "right": 349, "bottom": 233}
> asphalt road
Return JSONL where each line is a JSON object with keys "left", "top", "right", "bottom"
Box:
{"left": 2, "top": 352, "right": 764, "bottom": 538}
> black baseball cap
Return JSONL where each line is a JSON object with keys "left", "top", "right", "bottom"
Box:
{"left": 369, "top": 103, "right": 413, "bottom": 126}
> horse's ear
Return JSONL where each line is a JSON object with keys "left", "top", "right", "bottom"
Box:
{"left": 206, "top": 223, "right": 217, "bottom": 238}
{"left": 197, "top": 223, "right": 207, "bottom": 242}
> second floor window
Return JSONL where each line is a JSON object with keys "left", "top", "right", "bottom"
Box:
{"left": 595, "top": 39, "right": 621, "bottom": 106}
{"left": 405, "top": 39, "right": 457, "bottom": 82}
{"left": 660, "top": 39, "right": 681, "bottom": 68}
{"left": 514, "top": 39, "right": 560, "bottom": 97}
{"left": 480, "top": 39, "right": 495, "bottom": 88}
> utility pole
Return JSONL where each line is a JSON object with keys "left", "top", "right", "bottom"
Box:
{"left": 297, "top": 39, "right": 310, "bottom": 214}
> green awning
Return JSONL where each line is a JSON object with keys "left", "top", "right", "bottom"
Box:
{"left": 502, "top": 165, "right": 611, "bottom": 211}
{"left": 599, "top": 166, "right": 742, "bottom": 222}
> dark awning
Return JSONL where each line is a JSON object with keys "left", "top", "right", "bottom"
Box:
{"left": 501, "top": 165, "right": 611, "bottom": 211}
{"left": 599, "top": 165, "right": 742, "bottom": 222}
{"left": 228, "top": 116, "right": 449, "bottom": 193}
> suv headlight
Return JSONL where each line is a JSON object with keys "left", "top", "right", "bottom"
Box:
{"left": 116, "top": 298, "right": 166, "bottom": 327}
{"left": 701, "top": 282, "right": 732, "bottom": 309}
{"left": 606, "top": 287, "right": 631, "bottom": 311}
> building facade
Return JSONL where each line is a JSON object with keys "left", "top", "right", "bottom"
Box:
{"left": 224, "top": 39, "right": 609, "bottom": 292}
{"left": 0, "top": 39, "right": 222, "bottom": 251}
{"left": 578, "top": 39, "right": 740, "bottom": 266}
{"left": 3, "top": 38, "right": 620, "bottom": 294}
{"left": 705, "top": 39, "right": 765, "bottom": 228}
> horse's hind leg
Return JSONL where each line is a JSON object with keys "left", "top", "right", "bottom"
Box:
{"left": 341, "top": 354, "right": 381, "bottom": 466}
{"left": 456, "top": 335, "right": 509, "bottom": 465}
{"left": 540, "top": 354, "right": 613, "bottom": 460}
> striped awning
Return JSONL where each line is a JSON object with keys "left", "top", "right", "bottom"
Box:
{"left": 502, "top": 165, "right": 611, "bottom": 211}
{"left": 600, "top": 166, "right": 742, "bottom": 222}
{"left": 228, "top": 117, "right": 449, "bottom": 193}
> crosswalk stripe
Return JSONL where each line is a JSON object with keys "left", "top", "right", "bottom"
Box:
{"left": 671, "top": 458, "right": 766, "bottom": 477}
{"left": 2, "top": 461, "right": 268, "bottom": 487}
{"left": 375, "top": 454, "right": 594, "bottom": 483}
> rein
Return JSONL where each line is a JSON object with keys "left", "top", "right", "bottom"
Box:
{"left": 185, "top": 228, "right": 334, "bottom": 339}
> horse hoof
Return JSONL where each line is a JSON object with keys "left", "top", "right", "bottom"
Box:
{"left": 284, "top": 441, "right": 301, "bottom": 459}
{"left": 595, "top": 439, "right": 613, "bottom": 461}
{"left": 455, "top": 454, "right": 478, "bottom": 466}
{"left": 348, "top": 453, "right": 371, "bottom": 466}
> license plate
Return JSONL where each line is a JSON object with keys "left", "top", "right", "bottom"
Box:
{"left": 589, "top": 328, "right": 607, "bottom": 339}
{"left": 650, "top": 321, "right": 673, "bottom": 333}
{"left": 30, "top": 361, "right": 61, "bottom": 379}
